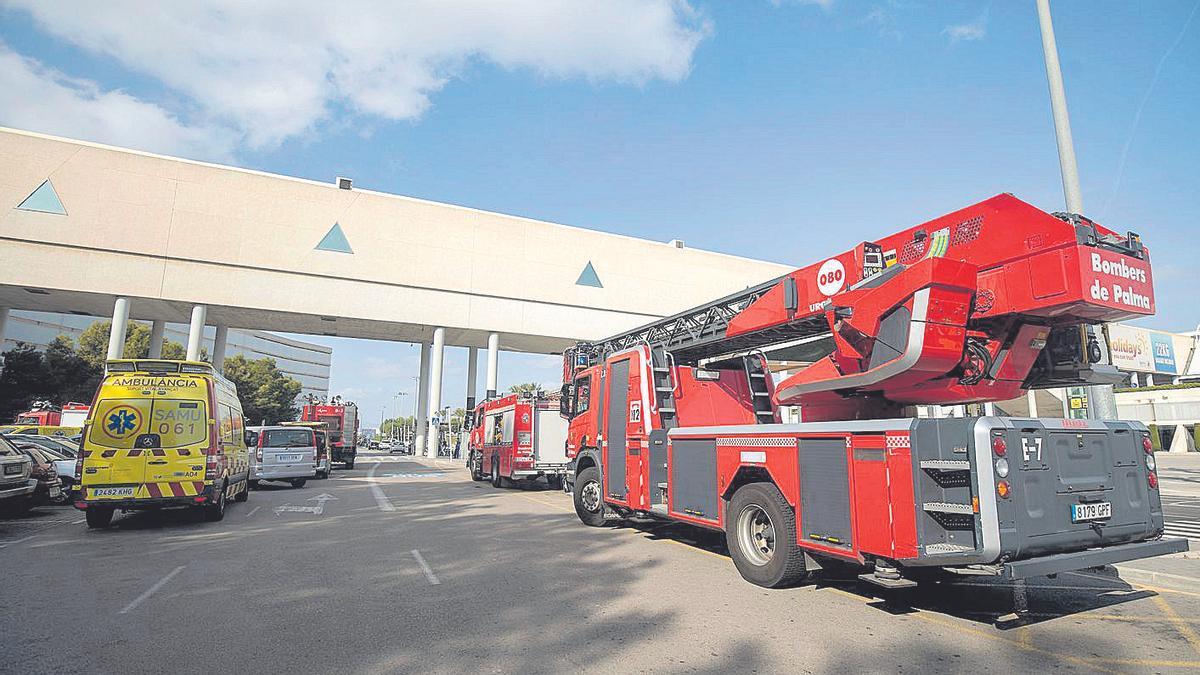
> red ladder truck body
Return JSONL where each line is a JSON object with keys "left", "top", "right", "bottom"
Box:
{"left": 560, "top": 194, "right": 1187, "bottom": 588}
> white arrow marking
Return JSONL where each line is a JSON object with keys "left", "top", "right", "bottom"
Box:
{"left": 307, "top": 493, "right": 339, "bottom": 502}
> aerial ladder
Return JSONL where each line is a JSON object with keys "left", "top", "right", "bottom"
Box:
{"left": 559, "top": 193, "right": 1186, "bottom": 589}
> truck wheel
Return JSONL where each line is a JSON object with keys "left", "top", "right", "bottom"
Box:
{"left": 573, "top": 466, "right": 607, "bottom": 527}
{"left": 234, "top": 478, "right": 249, "bottom": 502}
{"left": 546, "top": 475, "right": 563, "bottom": 491}
{"left": 469, "top": 455, "right": 484, "bottom": 481}
{"left": 490, "top": 457, "right": 506, "bottom": 489}
{"left": 204, "top": 482, "right": 227, "bottom": 522}
{"left": 85, "top": 507, "right": 114, "bottom": 529}
{"left": 291, "top": 478, "right": 307, "bottom": 488}
{"left": 726, "top": 482, "right": 806, "bottom": 588}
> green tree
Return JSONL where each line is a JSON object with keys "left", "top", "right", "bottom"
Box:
{"left": 223, "top": 354, "right": 302, "bottom": 425}
{"left": 381, "top": 415, "right": 416, "bottom": 438}
{"left": 43, "top": 334, "right": 101, "bottom": 403}
{"left": 0, "top": 343, "right": 51, "bottom": 422}
{"left": 508, "top": 382, "right": 546, "bottom": 397}
{"left": 78, "top": 320, "right": 191, "bottom": 366}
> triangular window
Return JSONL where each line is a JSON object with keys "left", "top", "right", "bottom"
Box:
{"left": 576, "top": 261, "right": 603, "bottom": 288}
{"left": 17, "top": 180, "right": 67, "bottom": 215}
{"left": 316, "top": 223, "right": 353, "bottom": 253}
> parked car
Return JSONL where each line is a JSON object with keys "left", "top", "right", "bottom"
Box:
{"left": 8, "top": 434, "right": 78, "bottom": 458}
{"left": 379, "top": 440, "right": 392, "bottom": 451}
{"left": 16, "top": 442, "right": 75, "bottom": 499}
{"left": 368, "top": 440, "right": 380, "bottom": 450}
{"left": 12, "top": 444, "right": 63, "bottom": 507}
{"left": 0, "top": 436, "right": 36, "bottom": 514}
{"left": 246, "top": 426, "right": 317, "bottom": 488}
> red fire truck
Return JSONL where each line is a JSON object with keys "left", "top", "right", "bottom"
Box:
{"left": 13, "top": 401, "right": 90, "bottom": 427}
{"left": 467, "top": 393, "right": 570, "bottom": 489}
{"left": 300, "top": 402, "right": 358, "bottom": 470}
{"left": 560, "top": 194, "right": 1187, "bottom": 589}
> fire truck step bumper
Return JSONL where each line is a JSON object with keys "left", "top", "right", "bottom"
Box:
{"left": 1001, "top": 538, "right": 1190, "bottom": 580}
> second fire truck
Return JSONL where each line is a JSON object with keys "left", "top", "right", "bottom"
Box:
{"left": 467, "top": 393, "right": 570, "bottom": 489}
{"left": 300, "top": 401, "right": 359, "bottom": 470}
{"left": 559, "top": 194, "right": 1187, "bottom": 589}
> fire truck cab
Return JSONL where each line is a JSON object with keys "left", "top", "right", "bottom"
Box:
{"left": 467, "top": 393, "right": 570, "bottom": 489}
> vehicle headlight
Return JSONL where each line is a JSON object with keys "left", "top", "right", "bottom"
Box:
{"left": 1145, "top": 453, "right": 1156, "bottom": 472}
{"left": 995, "top": 457, "right": 1009, "bottom": 478}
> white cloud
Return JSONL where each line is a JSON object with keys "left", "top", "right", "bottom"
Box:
{"left": 943, "top": 11, "right": 988, "bottom": 43}
{"left": 2, "top": 0, "right": 711, "bottom": 152}
{"left": 0, "top": 44, "right": 237, "bottom": 161}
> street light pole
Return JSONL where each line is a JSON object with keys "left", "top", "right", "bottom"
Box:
{"left": 1035, "top": 0, "right": 1118, "bottom": 420}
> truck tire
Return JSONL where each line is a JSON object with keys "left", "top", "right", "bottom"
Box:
{"left": 204, "top": 481, "right": 227, "bottom": 522}
{"left": 234, "top": 478, "right": 249, "bottom": 502}
{"left": 546, "top": 475, "right": 563, "bottom": 491}
{"left": 490, "top": 456, "right": 506, "bottom": 489}
{"left": 469, "top": 454, "right": 484, "bottom": 481}
{"left": 726, "top": 482, "right": 806, "bottom": 588}
{"left": 573, "top": 466, "right": 606, "bottom": 527}
{"left": 291, "top": 478, "right": 307, "bottom": 489}
{"left": 85, "top": 506, "right": 114, "bottom": 529}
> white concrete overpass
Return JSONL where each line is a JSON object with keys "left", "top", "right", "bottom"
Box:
{"left": 0, "top": 127, "right": 791, "bottom": 454}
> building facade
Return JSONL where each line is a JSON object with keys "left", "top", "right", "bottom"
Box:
{"left": 2, "top": 309, "right": 330, "bottom": 401}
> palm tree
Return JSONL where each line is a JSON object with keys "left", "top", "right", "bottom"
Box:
{"left": 508, "top": 382, "right": 546, "bottom": 397}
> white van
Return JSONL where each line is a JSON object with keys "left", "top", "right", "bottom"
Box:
{"left": 247, "top": 426, "right": 317, "bottom": 488}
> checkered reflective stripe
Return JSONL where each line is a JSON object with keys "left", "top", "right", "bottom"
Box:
{"left": 715, "top": 436, "right": 797, "bottom": 447}
{"left": 142, "top": 481, "right": 207, "bottom": 498}
{"left": 885, "top": 434, "right": 911, "bottom": 449}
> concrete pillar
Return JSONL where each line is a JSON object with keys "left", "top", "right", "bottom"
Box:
{"left": 106, "top": 297, "right": 130, "bottom": 360}
{"left": 212, "top": 324, "right": 229, "bottom": 373}
{"left": 186, "top": 305, "right": 207, "bottom": 361}
{"left": 147, "top": 320, "right": 166, "bottom": 359}
{"left": 413, "top": 342, "right": 431, "bottom": 459}
{"left": 1026, "top": 390, "right": 1039, "bottom": 417}
{"left": 462, "top": 346, "right": 479, "bottom": 459}
{"left": 486, "top": 332, "right": 500, "bottom": 398}
{"left": 426, "top": 327, "right": 446, "bottom": 458}
{"left": 0, "top": 307, "right": 9, "bottom": 350}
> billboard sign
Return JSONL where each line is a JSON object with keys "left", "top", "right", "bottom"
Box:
{"left": 1150, "top": 333, "right": 1176, "bottom": 373}
{"left": 1107, "top": 324, "right": 1178, "bottom": 374}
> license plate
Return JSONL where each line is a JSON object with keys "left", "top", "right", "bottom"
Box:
{"left": 277, "top": 454, "right": 301, "bottom": 463}
{"left": 50, "top": 487, "right": 62, "bottom": 498}
{"left": 4, "top": 464, "right": 20, "bottom": 475}
{"left": 92, "top": 486, "right": 135, "bottom": 498}
{"left": 1071, "top": 502, "right": 1112, "bottom": 522}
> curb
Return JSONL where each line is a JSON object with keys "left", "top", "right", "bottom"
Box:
{"left": 1116, "top": 564, "right": 1200, "bottom": 591}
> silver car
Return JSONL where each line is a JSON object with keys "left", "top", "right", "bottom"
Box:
{"left": 247, "top": 426, "right": 317, "bottom": 488}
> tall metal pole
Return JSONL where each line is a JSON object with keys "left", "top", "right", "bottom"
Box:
{"left": 1036, "top": 0, "right": 1117, "bottom": 420}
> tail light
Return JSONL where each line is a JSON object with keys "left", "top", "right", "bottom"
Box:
{"left": 992, "top": 436, "right": 1007, "bottom": 457}
{"left": 1142, "top": 436, "right": 1153, "bottom": 454}
{"left": 73, "top": 456, "right": 83, "bottom": 482}
{"left": 205, "top": 447, "right": 220, "bottom": 480}
{"left": 996, "top": 480, "right": 1011, "bottom": 499}
{"left": 1148, "top": 472, "right": 1158, "bottom": 490}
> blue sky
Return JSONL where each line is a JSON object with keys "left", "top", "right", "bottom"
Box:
{"left": 2, "top": 1, "right": 1197, "bottom": 425}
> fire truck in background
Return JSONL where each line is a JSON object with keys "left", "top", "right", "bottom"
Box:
{"left": 467, "top": 392, "right": 570, "bottom": 489}
{"left": 300, "top": 399, "right": 358, "bottom": 470}
{"left": 559, "top": 194, "right": 1187, "bottom": 590}
{"left": 4, "top": 401, "right": 90, "bottom": 436}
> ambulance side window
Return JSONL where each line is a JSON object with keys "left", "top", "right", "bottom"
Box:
{"left": 218, "top": 404, "right": 235, "bottom": 444}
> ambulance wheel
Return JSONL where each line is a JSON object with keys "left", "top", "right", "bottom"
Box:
{"left": 85, "top": 507, "right": 114, "bottom": 529}
{"left": 573, "top": 466, "right": 607, "bottom": 527}
{"left": 204, "top": 482, "right": 227, "bottom": 522}
{"left": 291, "top": 478, "right": 307, "bottom": 489}
{"left": 234, "top": 479, "right": 249, "bottom": 502}
{"left": 726, "top": 482, "right": 806, "bottom": 588}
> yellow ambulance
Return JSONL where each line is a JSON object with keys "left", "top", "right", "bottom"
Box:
{"left": 74, "top": 359, "right": 251, "bottom": 528}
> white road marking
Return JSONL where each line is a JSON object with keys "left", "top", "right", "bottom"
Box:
{"left": 245, "top": 506, "right": 261, "bottom": 517}
{"left": 119, "top": 565, "right": 185, "bottom": 615}
{"left": 411, "top": 549, "right": 440, "bottom": 585}
{"left": 368, "top": 462, "right": 396, "bottom": 512}
{"left": 275, "top": 504, "right": 324, "bottom": 515}
{"left": 0, "top": 535, "right": 37, "bottom": 549}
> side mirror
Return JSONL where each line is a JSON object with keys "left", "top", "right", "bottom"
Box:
{"left": 559, "top": 383, "right": 573, "bottom": 418}
{"left": 244, "top": 431, "right": 258, "bottom": 447}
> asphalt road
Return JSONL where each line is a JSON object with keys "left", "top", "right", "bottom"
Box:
{"left": 3, "top": 451, "right": 1200, "bottom": 674}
